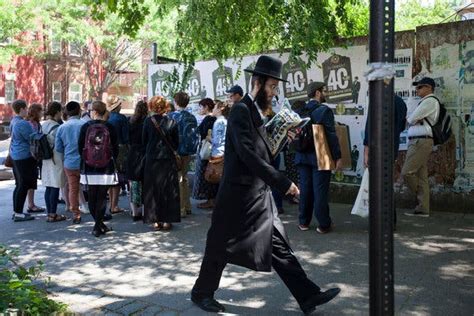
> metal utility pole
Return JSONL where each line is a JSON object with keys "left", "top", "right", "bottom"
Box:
{"left": 368, "top": 0, "right": 395, "bottom": 315}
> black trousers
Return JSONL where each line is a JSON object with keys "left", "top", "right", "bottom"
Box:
{"left": 192, "top": 228, "right": 321, "bottom": 308}
{"left": 12, "top": 157, "right": 38, "bottom": 213}
{"left": 87, "top": 185, "right": 109, "bottom": 228}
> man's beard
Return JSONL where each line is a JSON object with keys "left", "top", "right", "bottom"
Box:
{"left": 320, "top": 95, "right": 327, "bottom": 103}
{"left": 255, "top": 85, "right": 271, "bottom": 114}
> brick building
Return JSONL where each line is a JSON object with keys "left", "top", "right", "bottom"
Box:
{"left": 0, "top": 31, "right": 147, "bottom": 139}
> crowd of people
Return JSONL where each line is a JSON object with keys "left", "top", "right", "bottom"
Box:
{"left": 7, "top": 90, "right": 236, "bottom": 237}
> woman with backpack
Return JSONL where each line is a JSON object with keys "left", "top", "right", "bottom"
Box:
{"left": 41, "top": 101, "right": 67, "bottom": 222}
{"left": 192, "top": 98, "right": 217, "bottom": 209}
{"left": 78, "top": 101, "right": 119, "bottom": 237}
{"left": 142, "top": 96, "right": 180, "bottom": 231}
{"left": 127, "top": 100, "right": 148, "bottom": 221}
{"left": 26, "top": 103, "right": 46, "bottom": 213}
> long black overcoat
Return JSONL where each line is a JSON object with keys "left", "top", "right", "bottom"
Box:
{"left": 205, "top": 94, "right": 292, "bottom": 272}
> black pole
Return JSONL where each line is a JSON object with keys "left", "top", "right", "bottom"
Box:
{"left": 369, "top": 0, "right": 395, "bottom": 315}
{"left": 152, "top": 43, "right": 158, "bottom": 64}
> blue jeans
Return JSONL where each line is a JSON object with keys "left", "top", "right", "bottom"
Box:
{"left": 44, "top": 187, "right": 60, "bottom": 215}
{"left": 297, "top": 164, "right": 332, "bottom": 228}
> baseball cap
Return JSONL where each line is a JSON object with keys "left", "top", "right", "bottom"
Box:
{"left": 413, "top": 77, "right": 436, "bottom": 88}
{"left": 307, "top": 81, "right": 325, "bottom": 98}
{"left": 226, "top": 85, "right": 244, "bottom": 96}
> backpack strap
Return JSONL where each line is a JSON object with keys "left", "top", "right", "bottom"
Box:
{"left": 423, "top": 96, "right": 441, "bottom": 127}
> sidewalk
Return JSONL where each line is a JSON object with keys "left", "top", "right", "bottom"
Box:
{"left": 0, "top": 179, "right": 473, "bottom": 315}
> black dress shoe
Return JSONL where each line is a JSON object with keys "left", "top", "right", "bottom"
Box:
{"left": 103, "top": 213, "right": 112, "bottom": 221}
{"left": 91, "top": 229, "right": 102, "bottom": 237}
{"left": 100, "top": 222, "right": 112, "bottom": 233}
{"left": 301, "top": 288, "right": 341, "bottom": 314}
{"left": 191, "top": 296, "right": 225, "bottom": 313}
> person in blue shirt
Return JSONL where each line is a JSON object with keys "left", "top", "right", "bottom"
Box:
{"left": 294, "top": 82, "right": 342, "bottom": 234}
{"left": 9, "top": 100, "right": 36, "bottom": 221}
{"left": 55, "top": 101, "right": 86, "bottom": 224}
{"left": 106, "top": 95, "right": 130, "bottom": 215}
{"left": 364, "top": 94, "right": 407, "bottom": 226}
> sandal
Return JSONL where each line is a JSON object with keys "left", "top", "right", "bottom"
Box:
{"left": 162, "top": 223, "right": 172, "bottom": 231}
{"left": 27, "top": 206, "right": 46, "bottom": 213}
{"left": 111, "top": 207, "right": 125, "bottom": 214}
{"left": 47, "top": 214, "right": 67, "bottom": 222}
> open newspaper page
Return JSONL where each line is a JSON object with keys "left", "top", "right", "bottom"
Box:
{"left": 265, "top": 99, "right": 310, "bottom": 156}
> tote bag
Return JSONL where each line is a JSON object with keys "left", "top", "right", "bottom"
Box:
{"left": 351, "top": 169, "right": 369, "bottom": 218}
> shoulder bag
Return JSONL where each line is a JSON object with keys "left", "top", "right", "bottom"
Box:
{"left": 150, "top": 116, "right": 182, "bottom": 171}
{"left": 204, "top": 156, "right": 224, "bottom": 184}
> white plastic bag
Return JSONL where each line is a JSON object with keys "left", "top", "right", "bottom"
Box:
{"left": 351, "top": 169, "right": 369, "bottom": 218}
{"left": 199, "top": 139, "right": 212, "bottom": 160}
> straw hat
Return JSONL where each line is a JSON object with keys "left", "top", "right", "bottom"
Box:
{"left": 106, "top": 95, "right": 122, "bottom": 111}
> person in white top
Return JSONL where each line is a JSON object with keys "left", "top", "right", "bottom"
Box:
{"left": 401, "top": 77, "right": 440, "bottom": 217}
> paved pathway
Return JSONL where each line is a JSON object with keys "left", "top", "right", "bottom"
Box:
{"left": 0, "top": 180, "right": 473, "bottom": 315}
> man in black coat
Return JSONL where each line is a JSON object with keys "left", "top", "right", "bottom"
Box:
{"left": 191, "top": 55, "right": 340, "bottom": 314}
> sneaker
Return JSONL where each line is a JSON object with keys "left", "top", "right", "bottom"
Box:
{"left": 79, "top": 205, "right": 90, "bottom": 214}
{"left": 404, "top": 211, "right": 429, "bottom": 217}
{"left": 316, "top": 225, "right": 333, "bottom": 234}
{"left": 12, "top": 213, "right": 35, "bottom": 222}
{"left": 298, "top": 224, "right": 310, "bottom": 231}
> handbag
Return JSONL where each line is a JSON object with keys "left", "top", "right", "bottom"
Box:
{"left": 4, "top": 153, "right": 13, "bottom": 168}
{"left": 204, "top": 156, "right": 224, "bottom": 184}
{"left": 150, "top": 116, "right": 182, "bottom": 171}
{"left": 199, "top": 139, "right": 212, "bottom": 160}
{"left": 126, "top": 145, "right": 145, "bottom": 181}
{"left": 5, "top": 134, "right": 13, "bottom": 168}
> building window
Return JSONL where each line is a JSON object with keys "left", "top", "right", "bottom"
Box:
{"left": 52, "top": 82, "right": 61, "bottom": 102}
{"left": 68, "top": 83, "right": 82, "bottom": 102}
{"left": 5, "top": 81, "right": 15, "bottom": 103}
{"left": 69, "top": 42, "right": 82, "bottom": 56}
{"left": 51, "top": 40, "right": 61, "bottom": 54}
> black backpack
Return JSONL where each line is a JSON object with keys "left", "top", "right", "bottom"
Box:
{"left": 29, "top": 124, "right": 58, "bottom": 161}
{"left": 294, "top": 107, "right": 316, "bottom": 153}
{"left": 425, "top": 96, "right": 452, "bottom": 145}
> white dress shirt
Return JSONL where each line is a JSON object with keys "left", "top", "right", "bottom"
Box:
{"left": 407, "top": 94, "right": 440, "bottom": 138}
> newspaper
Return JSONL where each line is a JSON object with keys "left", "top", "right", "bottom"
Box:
{"left": 265, "top": 98, "right": 310, "bottom": 156}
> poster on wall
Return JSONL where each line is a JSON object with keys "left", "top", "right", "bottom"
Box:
{"left": 212, "top": 67, "right": 233, "bottom": 99}
{"left": 282, "top": 59, "right": 308, "bottom": 102}
{"left": 150, "top": 68, "right": 175, "bottom": 99}
{"left": 185, "top": 69, "right": 203, "bottom": 102}
{"left": 322, "top": 54, "right": 353, "bottom": 103}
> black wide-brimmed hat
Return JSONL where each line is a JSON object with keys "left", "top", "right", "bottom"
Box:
{"left": 244, "top": 55, "right": 287, "bottom": 82}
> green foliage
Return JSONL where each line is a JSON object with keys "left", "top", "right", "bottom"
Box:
{"left": 0, "top": 0, "right": 39, "bottom": 64}
{"left": 395, "top": 0, "right": 463, "bottom": 31}
{"left": 0, "top": 244, "right": 68, "bottom": 315}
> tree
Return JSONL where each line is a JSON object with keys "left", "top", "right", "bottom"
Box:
{"left": 0, "top": 0, "right": 38, "bottom": 64}
{"left": 38, "top": 0, "right": 153, "bottom": 100}
{"left": 395, "top": 0, "right": 464, "bottom": 31}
